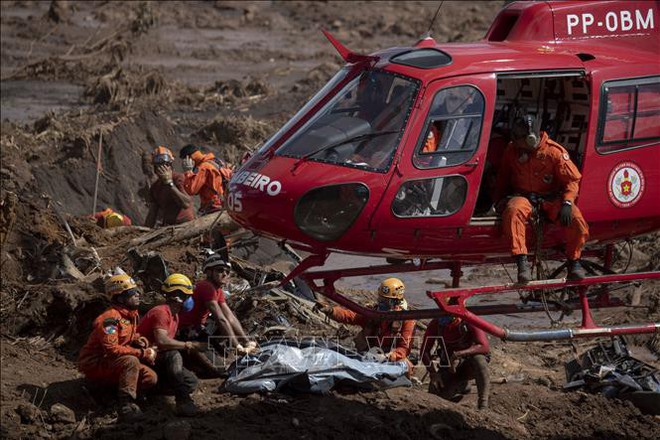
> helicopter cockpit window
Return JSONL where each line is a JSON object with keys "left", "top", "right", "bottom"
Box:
{"left": 392, "top": 176, "right": 467, "bottom": 218}
{"left": 276, "top": 70, "right": 420, "bottom": 172}
{"left": 257, "top": 67, "right": 350, "bottom": 156}
{"left": 413, "top": 86, "right": 485, "bottom": 169}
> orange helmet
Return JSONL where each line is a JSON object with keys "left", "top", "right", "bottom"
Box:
{"left": 105, "top": 274, "right": 138, "bottom": 298}
{"left": 152, "top": 146, "right": 174, "bottom": 165}
{"left": 378, "top": 277, "right": 405, "bottom": 300}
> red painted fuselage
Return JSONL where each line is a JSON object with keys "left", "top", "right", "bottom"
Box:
{"left": 228, "top": 1, "right": 660, "bottom": 261}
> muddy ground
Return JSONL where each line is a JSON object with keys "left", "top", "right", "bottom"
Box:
{"left": 1, "top": 2, "right": 659, "bottom": 439}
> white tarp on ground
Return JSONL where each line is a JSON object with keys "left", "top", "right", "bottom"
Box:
{"left": 224, "top": 340, "right": 411, "bottom": 394}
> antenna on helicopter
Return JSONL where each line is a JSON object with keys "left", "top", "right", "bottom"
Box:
{"left": 421, "top": 1, "right": 444, "bottom": 39}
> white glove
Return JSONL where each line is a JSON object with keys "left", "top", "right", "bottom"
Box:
{"left": 244, "top": 341, "right": 258, "bottom": 354}
{"left": 182, "top": 157, "right": 195, "bottom": 172}
{"left": 364, "top": 347, "right": 387, "bottom": 363}
{"left": 143, "top": 347, "right": 157, "bottom": 364}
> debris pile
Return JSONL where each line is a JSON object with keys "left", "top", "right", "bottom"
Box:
{"left": 564, "top": 336, "right": 660, "bottom": 415}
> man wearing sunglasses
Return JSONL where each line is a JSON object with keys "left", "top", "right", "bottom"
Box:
{"left": 314, "top": 277, "right": 416, "bottom": 375}
{"left": 138, "top": 273, "right": 205, "bottom": 416}
{"left": 145, "top": 146, "right": 195, "bottom": 228}
{"left": 178, "top": 254, "right": 250, "bottom": 352}
{"left": 78, "top": 273, "right": 157, "bottom": 421}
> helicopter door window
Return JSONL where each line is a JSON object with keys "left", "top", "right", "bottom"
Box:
{"left": 598, "top": 76, "right": 660, "bottom": 153}
{"left": 392, "top": 176, "right": 467, "bottom": 218}
{"left": 413, "top": 86, "right": 485, "bottom": 169}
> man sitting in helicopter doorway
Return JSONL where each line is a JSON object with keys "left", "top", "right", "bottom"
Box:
{"left": 493, "top": 114, "right": 589, "bottom": 284}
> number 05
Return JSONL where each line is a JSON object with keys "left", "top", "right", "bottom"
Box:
{"left": 227, "top": 191, "right": 243, "bottom": 212}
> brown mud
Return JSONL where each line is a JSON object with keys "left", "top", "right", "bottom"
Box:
{"left": 1, "top": 2, "right": 659, "bottom": 439}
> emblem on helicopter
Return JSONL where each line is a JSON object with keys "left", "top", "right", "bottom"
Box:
{"left": 608, "top": 162, "right": 645, "bottom": 208}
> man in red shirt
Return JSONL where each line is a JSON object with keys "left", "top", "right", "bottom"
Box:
{"left": 179, "top": 145, "right": 233, "bottom": 215}
{"left": 137, "top": 273, "right": 205, "bottom": 416}
{"left": 178, "top": 254, "right": 250, "bottom": 351}
{"left": 145, "top": 146, "right": 195, "bottom": 227}
{"left": 421, "top": 314, "right": 491, "bottom": 410}
{"left": 78, "top": 273, "right": 157, "bottom": 421}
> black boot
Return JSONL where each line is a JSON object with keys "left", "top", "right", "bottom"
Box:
{"left": 567, "top": 260, "right": 586, "bottom": 281}
{"left": 117, "top": 391, "right": 144, "bottom": 422}
{"left": 516, "top": 255, "right": 531, "bottom": 284}
{"left": 176, "top": 396, "right": 199, "bottom": 417}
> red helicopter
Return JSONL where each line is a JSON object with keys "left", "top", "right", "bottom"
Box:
{"left": 227, "top": 0, "right": 660, "bottom": 341}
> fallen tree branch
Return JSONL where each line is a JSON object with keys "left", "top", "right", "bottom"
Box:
{"left": 128, "top": 212, "right": 240, "bottom": 251}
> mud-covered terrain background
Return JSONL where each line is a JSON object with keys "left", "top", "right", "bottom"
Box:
{"left": 1, "top": 2, "right": 659, "bottom": 439}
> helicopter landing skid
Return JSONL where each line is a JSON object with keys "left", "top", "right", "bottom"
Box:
{"left": 293, "top": 258, "right": 660, "bottom": 342}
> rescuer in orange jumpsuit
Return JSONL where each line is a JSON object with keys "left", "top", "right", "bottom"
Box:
{"left": 179, "top": 144, "right": 233, "bottom": 215}
{"left": 314, "top": 278, "right": 416, "bottom": 375}
{"left": 93, "top": 208, "right": 133, "bottom": 228}
{"left": 78, "top": 273, "right": 157, "bottom": 421}
{"left": 422, "top": 124, "right": 440, "bottom": 154}
{"left": 494, "top": 115, "right": 589, "bottom": 283}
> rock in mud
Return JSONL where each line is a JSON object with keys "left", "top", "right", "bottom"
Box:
{"left": 49, "top": 403, "right": 76, "bottom": 424}
{"left": 16, "top": 403, "right": 41, "bottom": 424}
{"left": 163, "top": 420, "right": 192, "bottom": 440}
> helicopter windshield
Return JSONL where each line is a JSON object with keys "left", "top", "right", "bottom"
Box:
{"left": 277, "top": 70, "right": 419, "bottom": 171}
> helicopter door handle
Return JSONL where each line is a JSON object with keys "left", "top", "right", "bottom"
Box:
{"left": 463, "top": 161, "right": 479, "bottom": 168}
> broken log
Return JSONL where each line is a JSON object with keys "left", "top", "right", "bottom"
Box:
{"left": 128, "top": 211, "right": 241, "bottom": 251}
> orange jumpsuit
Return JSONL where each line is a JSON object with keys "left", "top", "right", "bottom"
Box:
{"left": 78, "top": 306, "right": 157, "bottom": 399}
{"left": 421, "top": 125, "right": 440, "bottom": 153}
{"left": 494, "top": 132, "right": 589, "bottom": 260}
{"left": 183, "top": 152, "right": 231, "bottom": 214}
{"left": 330, "top": 306, "right": 416, "bottom": 374}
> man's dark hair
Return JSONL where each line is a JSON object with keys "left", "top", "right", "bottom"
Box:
{"left": 180, "top": 144, "right": 199, "bottom": 159}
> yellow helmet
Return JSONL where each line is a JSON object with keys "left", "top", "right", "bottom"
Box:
{"left": 162, "top": 273, "right": 193, "bottom": 296}
{"left": 104, "top": 212, "right": 125, "bottom": 228}
{"left": 105, "top": 274, "right": 138, "bottom": 298}
{"left": 378, "top": 277, "right": 405, "bottom": 300}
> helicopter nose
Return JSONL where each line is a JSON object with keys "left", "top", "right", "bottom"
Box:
{"left": 227, "top": 163, "right": 370, "bottom": 245}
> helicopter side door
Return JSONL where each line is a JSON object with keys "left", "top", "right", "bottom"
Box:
{"left": 369, "top": 74, "right": 496, "bottom": 254}
{"left": 578, "top": 71, "right": 660, "bottom": 224}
